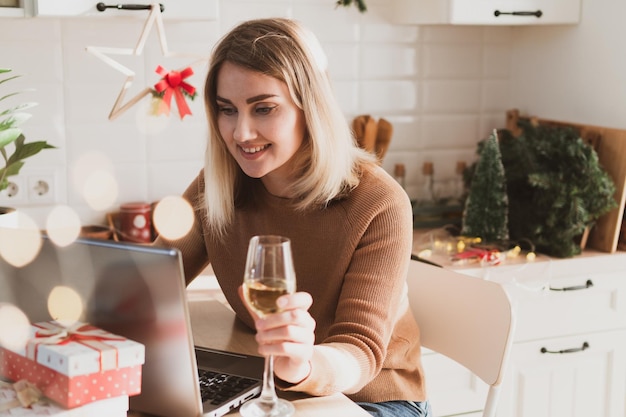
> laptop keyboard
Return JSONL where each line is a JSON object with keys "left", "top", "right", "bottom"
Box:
{"left": 198, "top": 369, "right": 259, "bottom": 405}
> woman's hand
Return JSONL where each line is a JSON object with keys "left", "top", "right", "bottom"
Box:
{"left": 238, "top": 286, "right": 316, "bottom": 384}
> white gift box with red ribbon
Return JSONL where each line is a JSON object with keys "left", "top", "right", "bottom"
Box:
{"left": 0, "top": 321, "right": 144, "bottom": 409}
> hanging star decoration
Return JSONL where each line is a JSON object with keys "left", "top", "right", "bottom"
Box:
{"left": 85, "top": 3, "right": 206, "bottom": 120}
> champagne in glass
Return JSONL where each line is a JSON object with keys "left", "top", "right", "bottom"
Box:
{"left": 240, "top": 235, "right": 296, "bottom": 417}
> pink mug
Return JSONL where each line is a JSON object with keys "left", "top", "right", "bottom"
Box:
{"left": 119, "top": 202, "right": 152, "bottom": 243}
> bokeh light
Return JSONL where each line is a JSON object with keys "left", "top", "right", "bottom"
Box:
{"left": 0, "top": 303, "right": 30, "bottom": 351}
{"left": 153, "top": 195, "right": 194, "bottom": 240}
{"left": 83, "top": 170, "right": 119, "bottom": 211}
{"left": 72, "top": 151, "right": 119, "bottom": 211}
{"left": 47, "top": 286, "right": 84, "bottom": 325}
{"left": 0, "top": 210, "right": 42, "bottom": 267}
{"left": 46, "top": 205, "right": 82, "bottom": 247}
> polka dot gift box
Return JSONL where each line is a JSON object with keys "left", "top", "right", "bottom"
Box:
{"left": 0, "top": 321, "right": 144, "bottom": 409}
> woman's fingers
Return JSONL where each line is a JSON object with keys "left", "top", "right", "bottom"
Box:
{"left": 255, "top": 304, "right": 316, "bottom": 344}
{"left": 256, "top": 303, "right": 315, "bottom": 330}
{"left": 276, "top": 291, "right": 313, "bottom": 311}
{"left": 237, "top": 286, "right": 316, "bottom": 384}
{"left": 256, "top": 315, "right": 315, "bottom": 344}
{"left": 258, "top": 317, "right": 314, "bottom": 384}
{"left": 239, "top": 284, "right": 316, "bottom": 368}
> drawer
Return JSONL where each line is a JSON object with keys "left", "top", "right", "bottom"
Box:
{"left": 511, "top": 270, "right": 626, "bottom": 341}
{"left": 457, "top": 256, "right": 626, "bottom": 341}
{"left": 499, "top": 330, "right": 626, "bottom": 417}
{"left": 449, "top": 0, "right": 580, "bottom": 25}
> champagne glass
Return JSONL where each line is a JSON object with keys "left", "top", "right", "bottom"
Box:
{"left": 240, "top": 235, "right": 296, "bottom": 417}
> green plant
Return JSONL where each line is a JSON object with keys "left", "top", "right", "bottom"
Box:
{"left": 0, "top": 68, "right": 55, "bottom": 193}
{"left": 335, "top": 0, "right": 367, "bottom": 13}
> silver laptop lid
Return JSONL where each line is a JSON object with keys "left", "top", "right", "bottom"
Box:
{"left": 0, "top": 237, "right": 204, "bottom": 417}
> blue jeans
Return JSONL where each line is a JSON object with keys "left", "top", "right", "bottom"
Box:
{"left": 357, "top": 400, "right": 432, "bottom": 417}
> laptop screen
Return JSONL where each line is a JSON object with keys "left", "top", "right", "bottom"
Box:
{"left": 0, "top": 236, "right": 204, "bottom": 417}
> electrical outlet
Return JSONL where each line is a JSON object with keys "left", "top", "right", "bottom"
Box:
{"left": 27, "top": 172, "right": 57, "bottom": 205}
{"left": 0, "top": 176, "right": 27, "bottom": 204}
{"left": 4, "top": 181, "right": 19, "bottom": 197}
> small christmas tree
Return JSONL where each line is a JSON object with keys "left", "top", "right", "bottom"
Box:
{"left": 461, "top": 129, "right": 509, "bottom": 243}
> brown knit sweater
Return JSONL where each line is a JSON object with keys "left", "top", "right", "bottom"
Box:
{"left": 155, "top": 165, "right": 427, "bottom": 403}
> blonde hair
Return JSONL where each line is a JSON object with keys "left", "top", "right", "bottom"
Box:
{"left": 203, "top": 18, "right": 376, "bottom": 237}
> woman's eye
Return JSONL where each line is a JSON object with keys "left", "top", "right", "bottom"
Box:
{"left": 219, "top": 106, "right": 236, "bottom": 116}
{"left": 256, "top": 105, "right": 277, "bottom": 115}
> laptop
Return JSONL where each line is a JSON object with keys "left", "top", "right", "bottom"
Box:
{"left": 0, "top": 236, "right": 264, "bottom": 417}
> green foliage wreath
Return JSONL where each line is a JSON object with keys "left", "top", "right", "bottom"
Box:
{"left": 468, "top": 119, "right": 617, "bottom": 258}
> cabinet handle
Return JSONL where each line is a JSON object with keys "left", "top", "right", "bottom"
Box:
{"left": 96, "top": 3, "right": 164, "bottom": 12}
{"left": 494, "top": 10, "right": 543, "bottom": 18}
{"left": 549, "top": 279, "right": 594, "bottom": 291}
{"left": 541, "top": 342, "right": 589, "bottom": 355}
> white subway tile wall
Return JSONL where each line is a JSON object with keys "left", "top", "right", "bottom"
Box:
{"left": 0, "top": 0, "right": 513, "bottom": 225}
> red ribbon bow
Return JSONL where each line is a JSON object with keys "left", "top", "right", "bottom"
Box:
{"left": 27, "top": 322, "right": 126, "bottom": 371}
{"left": 153, "top": 65, "right": 196, "bottom": 119}
{"left": 33, "top": 322, "right": 125, "bottom": 345}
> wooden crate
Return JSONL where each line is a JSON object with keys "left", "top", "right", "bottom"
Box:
{"left": 506, "top": 109, "right": 626, "bottom": 253}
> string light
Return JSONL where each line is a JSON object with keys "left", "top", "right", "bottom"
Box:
{"left": 414, "top": 227, "right": 538, "bottom": 266}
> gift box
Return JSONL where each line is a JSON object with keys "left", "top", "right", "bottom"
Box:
{"left": 0, "top": 380, "right": 129, "bottom": 416}
{"left": 0, "top": 321, "right": 144, "bottom": 409}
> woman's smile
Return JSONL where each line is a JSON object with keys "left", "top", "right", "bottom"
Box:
{"left": 240, "top": 143, "right": 271, "bottom": 155}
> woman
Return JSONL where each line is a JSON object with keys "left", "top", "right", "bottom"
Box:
{"left": 155, "top": 18, "right": 430, "bottom": 417}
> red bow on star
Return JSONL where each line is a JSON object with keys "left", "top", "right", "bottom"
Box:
{"left": 153, "top": 65, "right": 196, "bottom": 119}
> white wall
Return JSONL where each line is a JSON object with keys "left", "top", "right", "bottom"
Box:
{"left": 510, "top": 0, "right": 626, "bottom": 129}
{"left": 0, "top": 0, "right": 513, "bottom": 226}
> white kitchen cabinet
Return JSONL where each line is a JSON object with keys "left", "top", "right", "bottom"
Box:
{"left": 4, "top": 0, "right": 217, "bottom": 19}
{"left": 417, "top": 247, "right": 626, "bottom": 417}
{"left": 494, "top": 261, "right": 626, "bottom": 417}
{"left": 500, "top": 330, "right": 626, "bottom": 417}
{"left": 0, "top": 0, "right": 32, "bottom": 17}
{"left": 388, "top": 0, "right": 581, "bottom": 25}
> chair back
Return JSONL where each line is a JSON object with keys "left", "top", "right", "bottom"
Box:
{"left": 406, "top": 259, "right": 515, "bottom": 417}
